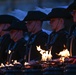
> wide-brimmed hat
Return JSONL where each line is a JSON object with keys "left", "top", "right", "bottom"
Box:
{"left": 3, "top": 21, "right": 28, "bottom": 32}
{"left": 67, "top": 1, "right": 76, "bottom": 12}
{"left": 47, "top": 8, "right": 73, "bottom": 20}
{"left": 0, "top": 14, "right": 20, "bottom": 24}
{"left": 23, "top": 11, "right": 47, "bottom": 21}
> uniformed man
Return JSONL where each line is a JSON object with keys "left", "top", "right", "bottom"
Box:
{"left": 46, "top": 8, "right": 73, "bottom": 59}
{"left": 67, "top": 1, "right": 76, "bottom": 56}
{"left": 23, "top": 11, "right": 48, "bottom": 62}
{"left": 0, "top": 15, "right": 20, "bottom": 63}
{"left": 4, "top": 21, "right": 28, "bottom": 64}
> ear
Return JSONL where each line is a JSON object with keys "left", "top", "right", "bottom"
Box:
{"left": 60, "top": 18, "right": 64, "bottom": 24}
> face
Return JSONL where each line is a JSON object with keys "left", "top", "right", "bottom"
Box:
{"left": 50, "top": 18, "right": 60, "bottom": 31}
{"left": 26, "top": 21, "right": 36, "bottom": 32}
{"left": 71, "top": 10, "right": 76, "bottom": 22}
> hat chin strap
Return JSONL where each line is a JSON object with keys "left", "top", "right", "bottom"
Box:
{"left": 11, "top": 31, "right": 19, "bottom": 42}
{"left": 0, "top": 24, "right": 6, "bottom": 36}
{"left": 31, "top": 22, "right": 38, "bottom": 34}
{"left": 55, "top": 19, "right": 60, "bottom": 32}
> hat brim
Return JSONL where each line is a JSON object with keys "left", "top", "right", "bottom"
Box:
{"left": 0, "top": 14, "right": 20, "bottom": 24}
{"left": 23, "top": 11, "right": 48, "bottom": 21}
{"left": 67, "top": 2, "right": 76, "bottom": 12}
{"left": 23, "top": 16, "right": 47, "bottom": 21}
{"left": 3, "top": 26, "right": 28, "bottom": 32}
{"left": 3, "top": 22, "right": 28, "bottom": 32}
{"left": 46, "top": 11, "right": 73, "bottom": 20}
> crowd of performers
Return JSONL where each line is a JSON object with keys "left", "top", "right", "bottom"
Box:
{"left": 0, "top": 0, "right": 76, "bottom": 65}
